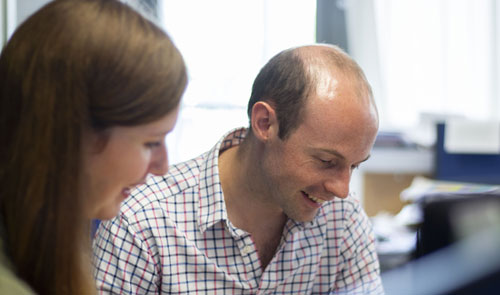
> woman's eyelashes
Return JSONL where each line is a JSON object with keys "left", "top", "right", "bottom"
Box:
{"left": 145, "top": 141, "right": 162, "bottom": 149}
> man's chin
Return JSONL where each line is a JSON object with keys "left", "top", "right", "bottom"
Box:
{"left": 286, "top": 210, "right": 318, "bottom": 223}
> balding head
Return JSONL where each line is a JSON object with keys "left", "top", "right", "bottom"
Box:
{"left": 296, "top": 44, "right": 374, "bottom": 105}
{"left": 247, "top": 44, "right": 377, "bottom": 140}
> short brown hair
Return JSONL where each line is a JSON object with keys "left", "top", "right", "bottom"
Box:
{"left": 247, "top": 48, "right": 310, "bottom": 139}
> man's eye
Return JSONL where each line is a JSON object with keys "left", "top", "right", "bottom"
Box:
{"left": 318, "top": 158, "right": 335, "bottom": 167}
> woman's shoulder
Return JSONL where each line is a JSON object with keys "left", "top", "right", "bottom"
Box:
{"left": 0, "top": 241, "right": 35, "bottom": 295}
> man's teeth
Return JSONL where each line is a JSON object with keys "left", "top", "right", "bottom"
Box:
{"left": 307, "top": 194, "right": 325, "bottom": 204}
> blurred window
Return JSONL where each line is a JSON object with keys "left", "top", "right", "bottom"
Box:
{"left": 161, "top": 0, "right": 316, "bottom": 163}
{"left": 347, "top": 0, "right": 499, "bottom": 130}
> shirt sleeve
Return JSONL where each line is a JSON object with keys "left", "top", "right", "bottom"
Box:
{"left": 92, "top": 213, "right": 161, "bottom": 294}
{"left": 333, "top": 201, "right": 385, "bottom": 294}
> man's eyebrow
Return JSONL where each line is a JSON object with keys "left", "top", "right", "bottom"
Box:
{"left": 316, "top": 148, "right": 346, "bottom": 160}
{"left": 316, "top": 148, "right": 371, "bottom": 163}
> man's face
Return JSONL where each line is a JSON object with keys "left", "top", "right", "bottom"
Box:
{"left": 260, "top": 83, "right": 378, "bottom": 222}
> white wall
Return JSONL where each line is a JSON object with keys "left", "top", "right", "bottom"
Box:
{"left": 1, "top": 0, "right": 49, "bottom": 45}
{"left": 16, "top": 0, "right": 48, "bottom": 26}
{"left": 1, "top": 0, "right": 5, "bottom": 47}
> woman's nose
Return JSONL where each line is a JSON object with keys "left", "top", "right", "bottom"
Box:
{"left": 149, "top": 144, "right": 169, "bottom": 176}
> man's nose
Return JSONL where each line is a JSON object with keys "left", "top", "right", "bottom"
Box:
{"left": 323, "top": 169, "right": 351, "bottom": 199}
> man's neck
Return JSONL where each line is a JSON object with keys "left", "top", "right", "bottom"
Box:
{"left": 218, "top": 141, "right": 287, "bottom": 269}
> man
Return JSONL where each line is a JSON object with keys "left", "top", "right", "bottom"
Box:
{"left": 93, "top": 44, "right": 383, "bottom": 294}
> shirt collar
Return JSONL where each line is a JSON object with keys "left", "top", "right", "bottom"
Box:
{"left": 197, "top": 128, "right": 247, "bottom": 233}
{"left": 196, "top": 127, "right": 329, "bottom": 232}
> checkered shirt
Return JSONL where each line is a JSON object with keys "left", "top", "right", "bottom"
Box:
{"left": 92, "top": 128, "right": 384, "bottom": 294}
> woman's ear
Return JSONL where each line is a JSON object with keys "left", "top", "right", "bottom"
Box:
{"left": 81, "top": 128, "right": 110, "bottom": 154}
{"left": 250, "top": 101, "right": 278, "bottom": 142}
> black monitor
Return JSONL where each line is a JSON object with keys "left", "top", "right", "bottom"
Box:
{"left": 383, "top": 192, "right": 500, "bottom": 294}
{"left": 416, "top": 192, "right": 500, "bottom": 257}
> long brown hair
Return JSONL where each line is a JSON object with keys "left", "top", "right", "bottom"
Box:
{"left": 0, "top": 0, "right": 187, "bottom": 294}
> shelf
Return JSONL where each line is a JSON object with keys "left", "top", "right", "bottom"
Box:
{"left": 361, "top": 147, "right": 435, "bottom": 174}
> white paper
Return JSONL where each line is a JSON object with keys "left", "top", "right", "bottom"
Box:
{"left": 444, "top": 119, "right": 500, "bottom": 154}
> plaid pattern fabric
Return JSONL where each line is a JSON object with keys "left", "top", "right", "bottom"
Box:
{"left": 92, "top": 128, "right": 384, "bottom": 294}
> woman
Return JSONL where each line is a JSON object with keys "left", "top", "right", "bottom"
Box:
{"left": 0, "top": 0, "right": 187, "bottom": 294}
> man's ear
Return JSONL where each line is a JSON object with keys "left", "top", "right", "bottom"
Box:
{"left": 250, "top": 101, "right": 278, "bottom": 141}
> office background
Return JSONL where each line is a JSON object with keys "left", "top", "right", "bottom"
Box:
{"left": 3, "top": 2, "right": 500, "bottom": 286}
{"left": 3, "top": 0, "right": 499, "bottom": 162}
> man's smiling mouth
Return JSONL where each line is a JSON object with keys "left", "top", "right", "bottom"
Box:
{"left": 303, "top": 192, "right": 326, "bottom": 204}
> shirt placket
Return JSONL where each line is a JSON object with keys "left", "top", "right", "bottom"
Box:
{"left": 226, "top": 221, "right": 263, "bottom": 292}
{"left": 257, "top": 220, "right": 321, "bottom": 294}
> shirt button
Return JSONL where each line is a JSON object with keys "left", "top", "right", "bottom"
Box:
{"left": 242, "top": 245, "right": 252, "bottom": 255}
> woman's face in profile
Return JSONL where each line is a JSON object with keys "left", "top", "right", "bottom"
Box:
{"left": 80, "top": 106, "right": 180, "bottom": 220}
